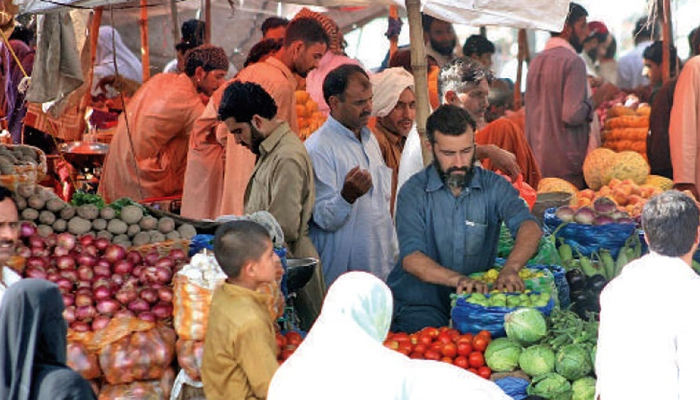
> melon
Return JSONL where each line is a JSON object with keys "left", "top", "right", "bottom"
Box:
{"left": 583, "top": 148, "right": 616, "bottom": 190}
{"left": 644, "top": 175, "right": 673, "bottom": 191}
{"left": 602, "top": 151, "right": 650, "bottom": 186}
{"left": 537, "top": 178, "right": 578, "bottom": 205}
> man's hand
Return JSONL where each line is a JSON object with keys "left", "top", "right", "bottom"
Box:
{"left": 341, "top": 166, "right": 372, "bottom": 204}
{"left": 479, "top": 145, "right": 520, "bottom": 181}
{"left": 454, "top": 275, "right": 488, "bottom": 295}
{"left": 674, "top": 183, "right": 700, "bottom": 201}
{"left": 494, "top": 269, "right": 525, "bottom": 293}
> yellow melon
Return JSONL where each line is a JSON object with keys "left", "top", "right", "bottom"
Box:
{"left": 583, "top": 148, "right": 616, "bottom": 190}
{"left": 644, "top": 175, "right": 673, "bottom": 191}
{"left": 602, "top": 151, "right": 650, "bottom": 186}
{"left": 537, "top": 177, "right": 578, "bottom": 205}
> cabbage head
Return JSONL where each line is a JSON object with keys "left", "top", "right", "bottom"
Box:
{"left": 572, "top": 377, "right": 596, "bottom": 400}
{"left": 504, "top": 308, "right": 548, "bottom": 345}
{"left": 556, "top": 344, "right": 593, "bottom": 381}
{"left": 484, "top": 337, "right": 522, "bottom": 372}
{"left": 519, "top": 344, "right": 556, "bottom": 377}
{"left": 527, "top": 372, "right": 572, "bottom": 400}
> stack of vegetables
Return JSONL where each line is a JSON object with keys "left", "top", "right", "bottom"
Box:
{"left": 601, "top": 103, "right": 650, "bottom": 158}
{"left": 484, "top": 308, "right": 598, "bottom": 400}
{"left": 295, "top": 91, "right": 327, "bottom": 141}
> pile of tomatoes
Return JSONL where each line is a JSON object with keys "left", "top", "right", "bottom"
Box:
{"left": 276, "top": 330, "right": 304, "bottom": 364}
{"left": 384, "top": 327, "right": 492, "bottom": 379}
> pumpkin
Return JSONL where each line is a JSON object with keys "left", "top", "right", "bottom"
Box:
{"left": 583, "top": 148, "right": 616, "bottom": 190}
{"left": 644, "top": 175, "right": 673, "bottom": 191}
{"left": 602, "top": 151, "right": 650, "bottom": 186}
{"left": 537, "top": 178, "right": 578, "bottom": 205}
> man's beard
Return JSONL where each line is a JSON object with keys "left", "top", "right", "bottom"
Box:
{"left": 434, "top": 152, "right": 475, "bottom": 190}
{"left": 569, "top": 34, "right": 584, "bottom": 53}
{"left": 250, "top": 125, "right": 266, "bottom": 155}
{"left": 430, "top": 37, "right": 456, "bottom": 57}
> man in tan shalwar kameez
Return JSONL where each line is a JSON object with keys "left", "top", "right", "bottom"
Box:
{"left": 669, "top": 55, "right": 700, "bottom": 200}
{"left": 98, "top": 45, "right": 228, "bottom": 203}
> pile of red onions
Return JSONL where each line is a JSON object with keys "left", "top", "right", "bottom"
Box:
{"left": 20, "top": 229, "right": 188, "bottom": 332}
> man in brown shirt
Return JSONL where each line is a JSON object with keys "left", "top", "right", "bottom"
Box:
{"left": 370, "top": 67, "right": 416, "bottom": 215}
{"left": 218, "top": 81, "right": 323, "bottom": 331}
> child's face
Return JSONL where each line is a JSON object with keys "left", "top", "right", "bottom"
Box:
{"left": 252, "top": 239, "right": 284, "bottom": 284}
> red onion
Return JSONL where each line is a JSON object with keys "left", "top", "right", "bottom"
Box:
{"left": 137, "top": 312, "right": 156, "bottom": 322}
{"left": 77, "top": 265, "right": 94, "bottom": 281}
{"left": 75, "top": 305, "right": 96, "bottom": 321}
{"left": 114, "top": 309, "right": 135, "bottom": 319}
{"left": 16, "top": 246, "right": 31, "bottom": 258}
{"left": 126, "top": 251, "right": 143, "bottom": 265}
{"left": 155, "top": 267, "right": 173, "bottom": 283}
{"left": 93, "top": 237, "right": 110, "bottom": 251}
{"left": 62, "top": 293, "right": 75, "bottom": 307}
{"left": 132, "top": 266, "right": 144, "bottom": 279}
{"left": 93, "top": 286, "right": 112, "bottom": 301}
{"left": 76, "top": 254, "right": 97, "bottom": 267}
{"left": 151, "top": 302, "right": 173, "bottom": 319}
{"left": 31, "top": 247, "right": 49, "bottom": 258}
{"left": 115, "top": 288, "right": 138, "bottom": 305}
{"left": 53, "top": 246, "right": 70, "bottom": 257}
{"left": 76, "top": 280, "right": 91, "bottom": 290}
{"left": 28, "top": 235, "right": 45, "bottom": 249}
{"left": 144, "top": 251, "right": 159, "bottom": 266}
{"left": 92, "top": 263, "right": 111, "bottom": 278}
{"left": 104, "top": 245, "right": 127, "bottom": 263}
{"left": 169, "top": 249, "right": 187, "bottom": 263}
{"left": 20, "top": 222, "right": 37, "bottom": 238}
{"left": 26, "top": 256, "right": 47, "bottom": 270}
{"left": 125, "top": 276, "right": 139, "bottom": 286}
{"left": 155, "top": 257, "right": 175, "bottom": 270}
{"left": 56, "top": 256, "right": 76, "bottom": 271}
{"left": 56, "top": 232, "right": 77, "bottom": 250}
{"left": 91, "top": 315, "right": 111, "bottom": 331}
{"left": 83, "top": 245, "right": 99, "bottom": 258}
{"left": 79, "top": 235, "right": 94, "bottom": 247}
{"left": 45, "top": 234, "right": 57, "bottom": 248}
{"left": 46, "top": 272, "right": 60, "bottom": 283}
{"left": 96, "top": 299, "right": 120, "bottom": 316}
{"left": 141, "top": 267, "right": 157, "bottom": 283}
{"left": 113, "top": 260, "right": 134, "bottom": 275}
{"left": 96, "top": 258, "right": 111, "bottom": 269}
{"left": 75, "top": 290, "right": 93, "bottom": 307}
{"left": 150, "top": 282, "right": 163, "bottom": 290}
{"left": 157, "top": 287, "right": 173, "bottom": 303}
{"left": 111, "top": 274, "right": 125, "bottom": 286}
{"left": 70, "top": 321, "right": 91, "bottom": 332}
{"left": 139, "top": 288, "right": 158, "bottom": 304}
{"left": 63, "top": 306, "right": 76, "bottom": 323}
{"left": 25, "top": 268, "right": 47, "bottom": 280}
{"left": 92, "top": 277, "right": 111, "bottom": 287}
{"left": 55, "top": 278, "right": 73, "bottom": 292}
{"left": 59, "top": 270, "right": 78, "bottom": 283}
{"left": 127, "top": 298, "right": 150, "bottom": 313}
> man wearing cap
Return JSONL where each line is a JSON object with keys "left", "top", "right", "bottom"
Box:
{"left": 99, "top": 44, "right": 229, "bottom": 203}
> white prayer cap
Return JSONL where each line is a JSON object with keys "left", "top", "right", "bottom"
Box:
{"left": 370, "top": 67, "right": 415, "bottom": 118}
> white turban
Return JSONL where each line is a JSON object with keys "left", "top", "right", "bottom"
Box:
{"left": 370, "top": 67, "right": 415, "bottom": 118}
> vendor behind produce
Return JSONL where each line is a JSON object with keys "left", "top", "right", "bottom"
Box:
{"left": 387, "top": 105, "right": 541, "bottom": 334}
{"left": 0, "top": 186, "right": 19, "bottom": 307}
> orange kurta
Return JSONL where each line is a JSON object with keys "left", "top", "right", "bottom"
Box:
{"left": 476, "top": 117, "right": 542, "bottom": 189}
{"left": 98, "top": 73, "right": 204, "bottom": 203}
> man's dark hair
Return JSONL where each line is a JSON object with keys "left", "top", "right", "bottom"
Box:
{"left": 183, "top": 44, "right": 229, "bottom": 76}
{"left": 642, "top": 191, "right": 699, "bottom": 257}
{"left": 218, "top": 81, "right": 278, "bottom": 123}
{"left": 689, "top": 26, "right": 700, "bottom": 57}
{"left": 566, "top": 3, "right": 588, "bottom": 27}
{"left": 634, "top": 17, "right": 655, "bottom": 42}
{"left": 283, "top": 17, "right": 330, "bottom": 49}
{"left": 604, "top": 35, "right": 617, "bottom": 59}
{"left": 438, "top": 57, "right": 494, "bottom": 104}
{"left": 244, "top": 38, "right": 283, "bottom": 68}
{"left": 176, "top": 19, "right": 205, "bottom": 53}
{"left": 462, "top": 34, "right": 495, "bottom": 58}
{"left": 426, "top": 104, "right": 476, "bottom": 144}
{"left": 421, "top": 13, "right": 436, "bottom": 33}
{"left": 261, "top": 17, "right": 289, "bottom": 36}
{"left": 643, "top": 41, "right": 678, "bottom": 73}
{"left": 0, "top": 186, "right": 17, "bottom": 209}
{"left": 322, "top": 64, "right": 369, "bottom": 105}
{"left": 213, "top": 220, "right": 272, "bottom": 279}
{"left": 9, "top": 25, "right": 34, "bottom": 46}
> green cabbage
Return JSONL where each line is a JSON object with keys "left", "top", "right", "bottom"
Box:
{"left": 484, "top": 337, "right": 522, "bottom": 372}
{"left": 527, "top": 372, "right": 572, "bottom": 400}
{"left": 572, "top": 377, "right": 596, "bottom": 400}
{"left": 504, "top": 308, "right": 548, "bottom": 345}
{"left": 556, "top": 344, "right": 593, "bottom": 381}
{"left": 519, "top": 344, "right": 556, "bottom": 377}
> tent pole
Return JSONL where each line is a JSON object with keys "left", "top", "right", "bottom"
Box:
{"left": 170, "top": 0, "right": 180, "bottom": 44}
{"left": 205, "top": 0, "right": 211, "bottom": 43}
{"left": 388, "top": 5, "right": 399, "bottom": 60}
{"left": 661, "top": 0, "right": 672, "bottom": 83}
{"left": 405, "top": 0, "right": 431, "bottom": 167}
{"left": 513, "top": 28, "right": 527, "bottom": 110}
{"left": 140, "top": 0, "right": 150, "bottom": 81}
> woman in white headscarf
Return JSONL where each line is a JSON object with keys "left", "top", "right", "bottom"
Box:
{"left": 92, "top": 26, "right": 142, "bottom": 96}
{"left": 267, "top": 271, "right": 512, "bottom": 400}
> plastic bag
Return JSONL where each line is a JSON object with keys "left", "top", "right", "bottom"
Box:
{"left": 544, "top": 207, "right": 637, "bottom": 259}
{"left": 176, "top": 339, "right": 204, "bottom": 382}
{"left": 495, "top": 172, "right": 537, "bottom": 210}
{"left": 494, "top": 377, "right": 530, "bottom": 400}
{"left": 67, "top": 340, "right": 101, "bottom": 380}
{"left": 99, "top": 325, "right": 176, "bottom": 385}
{"left": 98, "top": 367, "right": 176, "bottom": 400}
{"left": 529, "top": 265, "right": 569, "bottom": 309}
{"left": 497, "top": 224, "right": 561, "bottom": 266}
{"left": 451, "top": 293, "right": 555, "bottom": 337}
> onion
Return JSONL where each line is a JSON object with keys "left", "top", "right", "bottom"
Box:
{"left": 56, "top": 256, "right": 76, "bottom": 271}
{"left": 139, "top": 288, "right": 158, "bottom": 304}
{"left": 55, "top": 278, "right": 73, "bottom": 292}
{"left": 132, "top": 265, "right": 144, "bottom": 279}
{"left": 144, "top": 251, "right": 159, "bottom": 266}
{"left": 96, "top": 299, "right": 120, "bottom": 316}
{"left": 137, "top": 312, "right": 156, "bottom": 322}
{"left": 150, "top": 282, "right": 163, "bottom": 290}
{"left": 75, "top": 305, "right": 96, "bottom": 321}
{"left": 126, "top": 251, "right": 143, "bottom": 265}
{"left": 616, "top": 217, "right": 634, "bottom": 224}
{"left": 76, "top": 254, "right": 97, "bottom": 267}
{"left": 25, "top": 267, "right": 47, "bottom": 280}
{"left": 76, "top": 280, "right": 91, "bottom": 290}
{"left": 83, "top": 245, "right": 99, "bottom": 258}
{"left": 62, "top": 293, "right": 75, "bottom": 307}
{"left": 114, "top": 309, "right": 135, "bottom": 319}
{"left": 26, "top": 256, "right": 47, "bottom": 270}
{"left": 151, "top": 302, "right": 173, "bottom": 319}
{"left": 96, "top": 258, "right": 111, "bottom": 269}
{"left": 70, "top": 321, "right": 91, "bottom": 332}
{"left": 94, "top": 237, "right": 110, "bottom": 251}
{"left": 28, "top": 235, "right": 45, "bottom": 250}
{"left": 93, "top": 285, "right": 112, "bottom": 301}
{"left": 46, "top": 272, "right": 60, "bottom": 283}
{"left": 105, "top": 244, "right": 127, "bottom": 263}
{"left": 79, "top": 235, "right": 94, "bottom": 247}
{"left": 127, "top": 298, "right": 150, "bottom": 313}
{"left": 20, "top": 222, "right": 37, "bottom": 238}
{"left": 113, "top": 259, "right": 134, "bottom": 275}
{"left": 595, "top": 215, "right": 615, "bottom": 225}
{"left": 593, "top": 196, "right": 618, "bottom": 216}
{"left": 555, "top": 206, "right": 575, "bottom": 223}
{"left": 63, "top": 306, "right": 76, "bottom": 323}
{"left": 115, "top": 288, "right": 138, "bottom": 305}
{"left": 31, "top": 247, "right": 49, "bottom": 258}
{"left": 111, "top": 274, "right": 125, "bottom": 286}
{"left": 16, "top": 246, "right": 31, "bottom": 258}
{"left": 53, "top": 246, "right": 70, "bottom": 257}
{"left": 574, "top": 207, "right": 596, "bottom": 225}
{"left": 155, "top": 267, "right": 173, "bottom": 283}
{"left": 56, "top": 232, "right": 77, "bottom": 250}
{"left": 75, "top": 290, "right": 93, "bottom": 307}
{"left": 45, "top": 234, "right": 57, "bottom": 248}
{"left": 91, "top": 315, "right": 111, "bottom": 331}
{"left": 59, "top": 269, "right": 78, "bottom": 283}
{"left": 141, "top": 267, "right": 158, "bottom": 282}
{"left": 155, "top": 257, "right": 175, "bottom": 270}
{"left": 92, "top": 263, "right": 111, "bottom": 278}
{"left": 169, "top": 248, "right": 187, "bottom": 263}
{"left": 157, "top": 287, "right": 173, "bottom": 303}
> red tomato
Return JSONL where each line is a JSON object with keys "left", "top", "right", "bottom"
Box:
{"left": 439, "top": 327, "right": 449, "bottom": 333}
{"left": 437, "top": 332, "right": 453, "bottom": 344}
{"left": 276, "top": 334, "right": 287, "bottom": 348}
{"left": 468, "top": 351, "right": 485, "bottom": 368}
{"left": 285, "top": 331, "right": 303, "bottom": 346}
{"left": 429, "top": 342, "right": 444, "bottom": 353}
{"left": 281, "top": 344, "right": 297, "bottom": 360}
{"left": 477, "top": 366, "right": 492, "bottom": 380}
{"left": 424, "top": 350, "right": 441, "bottom": 361}
{"left": 413, "top": 344, "right": 427, "bottom": 354}
{"left": 409, "top": 333, "right": 419, "bottom": 345}
{"left": 422, "top": 327, "right": 440, "bottom": 338}
{"left": 409, "top": 352, "right": 423, "bottom": 359}
{"left": 454, "top": 356, "right": 469, "bottom": 369}
{"left": 457, "top": 342, "right": 473, "bottom": 357}
{"left": 467, "top": 367, "right": 478, "bottom": 374}
{"left": 442, "top": 342, "right": 458, "bottom": 358}
{"left": 446, "top": 328, "right": 460, "bottom": 340}
{"left": 383, "top": 339, "right": 399, "bottom": 350}
{"left": 399, "top": 341, "right": 414, "bottom": 354}
{"left": 456, "top": 333, "right": 474, "bottom": 344}
{"left": 477, "top": 330, "right": 492, "bottom": 340}
{"left": 393, "top": 332, "right": 410, "bottom": 343}
{"left": 472, "top": 336, "right": 488, "bottom": 352}
{"left": 418, "top": 333, "right": 433, "bottom": 346}
{"left": 441, "top": 356, "right": 454, "bottom": 364}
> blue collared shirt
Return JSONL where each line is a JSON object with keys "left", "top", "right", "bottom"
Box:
{"left": 305, "top": 116, "right": 398, "bottom": 287}
{"left": 387, "top": 165, "right": 537, "bottom": 325}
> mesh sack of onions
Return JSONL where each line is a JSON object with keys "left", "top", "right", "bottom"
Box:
{"left": 98, "top": 367, "right": 175, "bottom": 400}
{"left": 176, "top": 339, "right": 204, "bottom": 381}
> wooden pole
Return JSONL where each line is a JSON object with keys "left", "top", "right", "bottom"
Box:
{"left": 661, "top": 0, "right": 672, "bottom": 83}
{"left": 388, "top": 5, "right": 399, "bottom": 60}
{"left": 513, "top": 28, "right": 528, "bottom": 110}
{"left": 169, "top": 0, "right": 180, "bottom": 45}
{"left": 140, "top": 0, "right": 150, "bottom": 81}
{"left": 406, "top": 0, "right": 431, "bottom": 167}
{"left": 204, "top": 0, "right": 211, "bottom": 44}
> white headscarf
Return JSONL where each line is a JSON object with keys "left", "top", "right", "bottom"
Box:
{"left": 267, "top": 271, "right": 512, "bottom": 400}
{"left": 370, "top": 67, "right": 415, "bottom": 118}
{"left": 93, "top": 26, "right": 143, "bottom": 93}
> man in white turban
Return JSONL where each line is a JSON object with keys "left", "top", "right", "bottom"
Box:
{"left": 370, "top": 67, "right": 416, "bottom": 215}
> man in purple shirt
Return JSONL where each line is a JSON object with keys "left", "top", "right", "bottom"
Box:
{"left": 525, "top": 2, "right": 617, "bottom": 189}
